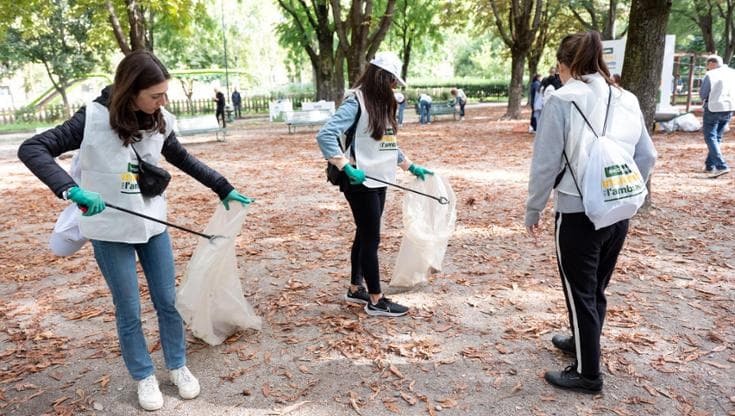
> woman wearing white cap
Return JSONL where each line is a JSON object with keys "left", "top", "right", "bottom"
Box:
{"left": 316, "top": 52, "right": 433, "bottom": 317}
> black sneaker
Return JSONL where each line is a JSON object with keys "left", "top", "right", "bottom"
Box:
{"left": 345, "top": 287, "right": 370, "bottom": 305}
{"left": 364, "top": 297, "right": 409, "bottom": 317}
{"left": 552, "top": 334, "right": 576, "bottom": 355}
{"left": 544, "top": 365, "right": 603, "bottom": 394}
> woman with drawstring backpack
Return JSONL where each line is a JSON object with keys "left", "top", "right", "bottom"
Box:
{"left": 316, "top": 52, "right": 434, "bottom": 317}
{"left": 525, "top": 31, "right": 657, "bottom": 394}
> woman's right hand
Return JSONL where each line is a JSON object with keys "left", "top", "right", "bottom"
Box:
{"left": 67, "top": 186, "right": 105, "bottom": 216}
{"left": 343, "top": 164, "right": 366, "bottom": 185}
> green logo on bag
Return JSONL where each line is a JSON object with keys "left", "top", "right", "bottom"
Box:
{"left": 604, "top": 163, "right": 632, "bottom": 178}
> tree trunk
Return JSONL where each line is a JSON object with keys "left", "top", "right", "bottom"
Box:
{"left": 126, "top": 0, "right": 149, "bottom": 51}
{"left": 334, "top": 46, "right": 346, "bottom": 102}
{"left": 696, "top": 11, "right": 716, "bottom": 53}
{"left": 401, "top": 37, "right": 412, "bottom": 85}
{"left": 332, "top": 0, "right": 396, "bottom": 86}
{"left": 505, "top": 50, "right": 526, "bottom": 119}
{"left": 106, "top": 1, "right": 131, "bottom": 54}
{"left": 527, "top": 53, "right": 540, "bottom": 80}
{"left": 59, "top": 88, "right": 71, "bottom": 119}
{"left": 621, "top": 0, "right": 672, "bottom": 208}
{"left": 721, "top": 0, "right": 735, "bottom": 64}
{"left": 621, "top": 0, "right": 672, "bottom": 131}
{"left": 603, "top": 0, "right": 617, "bottom": 39}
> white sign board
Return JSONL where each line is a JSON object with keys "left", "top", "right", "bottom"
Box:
{"left": 602, "top": 35, "right": 676, "bottom": 111}
{"left": 269, "top": 99, "right": 293, "bottom": 122}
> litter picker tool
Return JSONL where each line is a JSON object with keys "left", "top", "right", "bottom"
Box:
{"left": 364, "top": 175, "right": 449, "bottom": 205}
{"left": 80, "top": 202, "right": 227, "bottom": 242}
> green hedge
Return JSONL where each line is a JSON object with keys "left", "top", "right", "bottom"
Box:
{"left": 402, "top": 80, "right": 510, "bottom": 102}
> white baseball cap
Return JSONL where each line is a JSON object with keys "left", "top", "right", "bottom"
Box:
{"left": 370, "top": 52, "right": 406, "bottom": 87}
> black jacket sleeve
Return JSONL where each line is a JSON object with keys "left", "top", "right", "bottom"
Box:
{"left": 17, "top": 106, "right": 87, "bottom": 198}
{"left": 161, "top": 132, "right": 234, "bottom": 200}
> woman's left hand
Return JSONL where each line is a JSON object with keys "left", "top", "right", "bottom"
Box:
{"left": 408, "top": 164, "right": 434, "bottom": 181}
{"left": 222, "top": 190, "right": 254, "bottom": 210}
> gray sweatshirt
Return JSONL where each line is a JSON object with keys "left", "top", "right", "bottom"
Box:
{"left": 525, "top": 94, "right": 657, "bottom": 227}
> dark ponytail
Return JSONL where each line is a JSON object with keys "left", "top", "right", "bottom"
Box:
{"left": 556, "top": 31, "right": 615, "bottom": 86}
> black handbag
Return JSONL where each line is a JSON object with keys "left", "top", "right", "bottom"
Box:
{"left": 132, "top": 145, "right": 171, "bottom": 197}
{"left": 326, "top": 106, "right": 361, "bottom": 185}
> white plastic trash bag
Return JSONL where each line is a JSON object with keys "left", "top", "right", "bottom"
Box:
{"left": 581, "top": 136, "right": 647, "bottom": 230}
{"left": 49, "top": 204, "right": 87, "bottom": 256}
{"left": 390, "top": 174, "right": 456, "bottom": 288}
{"left": 176, "top": 204, "right": 261, "bottom": 345}
{"left": 49, "top": 152, "right": 88, "bottom": 256}
{"left": 674, "top": 113, "right": 701, "bottom": 132}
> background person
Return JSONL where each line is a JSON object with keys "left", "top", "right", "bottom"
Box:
{"left": 17, "top": 51, "right": 252, "bottom": 411}
{"left": 232, "top": 88, "right": 242, "bottom": 119}
{"left": 394, "top": 90, "right": 406, "bottom": 127}
{"left": 316, "top": 52, "right": 433, "bottom": 317}
{"left": 418, "top": 92, "right": 432, "bottom": 125}
{"left": 450, "top": 87, "right": 467, "bottom": 121}
{"left": 214, "top": 88, "right": 226, "bottom": 128}
{"left": 529, "top": 74, "right": 541, "bottom": 132}
{"left": 525, "top": 31, "right": 657, "bottom": 394}
{"left": 699, "top": 54, "right": 735, "bottom": 177}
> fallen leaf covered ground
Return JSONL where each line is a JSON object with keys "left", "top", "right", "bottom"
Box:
{"left": 0, "top": 104, "right": 733, "bottom": 415}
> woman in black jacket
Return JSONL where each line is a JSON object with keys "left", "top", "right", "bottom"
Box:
{"left": 18, "top": 51, "right": 251, "bottom": 411}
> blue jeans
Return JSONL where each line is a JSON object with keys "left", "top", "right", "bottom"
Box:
{"left": 419, "top": 101, "right": 432, "bottom": 124}
{"left": 92, "top": 230, "right": 185, "bottom": 380}
{"left": 396, "top": 101, "right": 406, "bottom": 126}
{"left": 702, "top": 108, "right": 732, "bottom": 170}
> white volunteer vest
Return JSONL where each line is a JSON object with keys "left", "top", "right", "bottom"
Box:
{"left": 79, "top": 102, "right": 175, "bottom": 243}
{"left": 552, "top": 74, "right": 643, "bottom": 197}
{"left": 705, "top": 66, "right": 735, "bottom": 112}
{"left": 350, "top": 89, "right": 399, "bottom": 188}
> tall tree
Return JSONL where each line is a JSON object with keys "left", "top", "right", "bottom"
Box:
{"left": 102, "top": 0, "right": 199, "bottom": 55}
{"left": 479, "top": 0, "right": 543, "bottom": 119}
{"left": 154, "top": 3, "right": 220, "bottom": 112}
{"left": 332, "top": 0, "right": 397, "bottom": 86}
{"left": 621, "top": 0, "right": 672, "bottom": 131}
{"left": 389, "top": 0, "right": 444, "bottom": 85}
{"left": 622, "top": 0, "right": 671, "bottom": 208}
{"left": 567, "top": 0, "right": 630, "bottom": 40}
{"left": 3, "top": 0, "right": 109, "bottom": 117}
{"left": 106, "top": 0, "right": 150, "bottom": 53}
{"left": 671, "top": 0, "right": 735, "bottom": 64}
{"left": 720, "top": 0, "right": 735, "bottom": 63}
{"left": 276, "top": 0, "right": 345, "bottom": 101}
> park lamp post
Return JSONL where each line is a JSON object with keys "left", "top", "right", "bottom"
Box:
{"left": 221, "top": 0, "right": 230, "bottom": 102}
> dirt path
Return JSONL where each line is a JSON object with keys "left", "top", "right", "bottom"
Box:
{"left": 1, "top": 106, "right": 733, "bottom": 416}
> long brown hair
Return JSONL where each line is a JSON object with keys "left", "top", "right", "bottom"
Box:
{"left": 109, "top": 51, "right": 170, "bottom": 146}
{"left": 352, "top": 64, "right": 398, "bottom": 140}
{"left": 556, "top": 31, "right": 615, "bottom": 86}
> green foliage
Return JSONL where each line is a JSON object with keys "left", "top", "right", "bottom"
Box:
{"left": 155, "top": 2, "right": 221, "bottom": 69}
{"left": 404, "top": 79, "right": 510, "bottom": 102}
{"left": 2, "top": 0, "right": 109, "bottom": 108}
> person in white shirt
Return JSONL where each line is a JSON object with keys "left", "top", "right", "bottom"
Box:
{"left": 699, "top": 54, "right": 735, "bottom": 177}
{"left": 450, "top": 88, "right": 467, "bottom": 120}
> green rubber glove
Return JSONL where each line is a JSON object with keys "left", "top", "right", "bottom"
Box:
{"left": 408, "top": 164, "right": 434, "bottom": 181}
{"left": 67, "top": 186, "right": 105, "bottom": 216}
{"left": 222, "top": 190, "right": 254, "bottom": 210}
{"left": 343, "top": 164, "right": 366, "bottom": 185}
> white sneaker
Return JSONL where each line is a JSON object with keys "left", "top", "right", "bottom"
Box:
{"left": 528, "top": 126, "right": 535, "bottom": 133}
{"left": 709, "top": 167, "right": 731, "bottom": 178}
{"left": 169, "top": 366, "right": 200, "bottom": 399}
{"left": 138, "top": 375, "right": 163, "bottom": 411}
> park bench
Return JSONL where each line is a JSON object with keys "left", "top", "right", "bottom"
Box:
{"left": 174, "top": 115, "right": 226, "bottom": 142}
{"left": 414, "top": 102, "right": 458, "bottom": 121}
